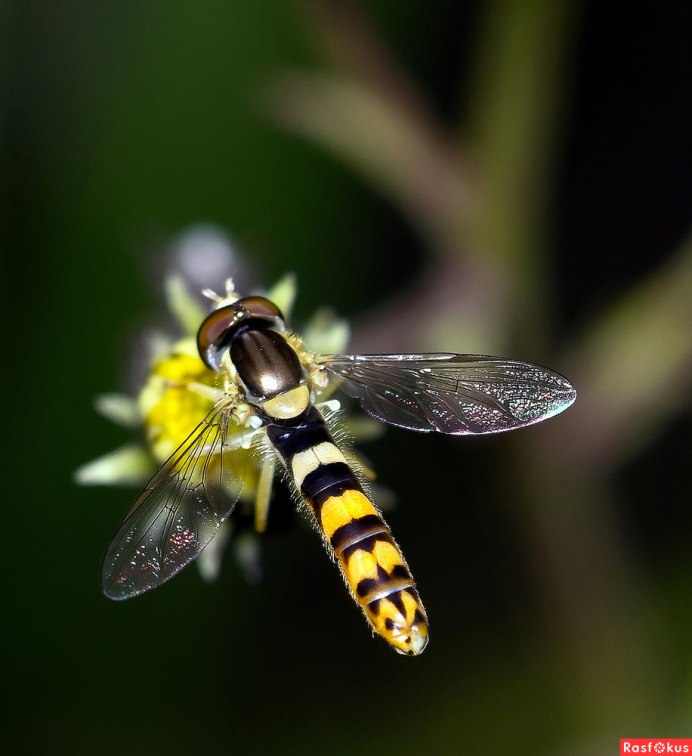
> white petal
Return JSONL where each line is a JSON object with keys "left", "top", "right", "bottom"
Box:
{"left": 94, "top": 394, "right": 140, "bottom": 428}
{"left": 73, "top": 444, "right": 154, "bottom": 487}
{"left": 165, "top": 274, "right": 206, "bottom": 336}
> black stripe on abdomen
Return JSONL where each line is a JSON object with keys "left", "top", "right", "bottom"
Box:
{"left": 266, "top": 406, "right": 331, "bottom": 458}
{"left": 329, "top": 514, "right": 386, "bottom": 552}
{"left": 300, "top": 462, "right": 360, "bottom": 512}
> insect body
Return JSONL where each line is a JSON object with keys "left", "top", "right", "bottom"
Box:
{"left": 266, "top": 407, "right": 428, "bottom": 654}
{"left": 101, "top": 282, "right": 576, "bottom": 656}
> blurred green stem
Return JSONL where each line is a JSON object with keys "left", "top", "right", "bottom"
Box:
{"left": 268, "top": 70, "right": 472, "bottom": 258}
{"left": 463, "top": 0, "right": 581, "bottom": 351}
{"left": 565, "top": 229, "right": 692, "bottom": 471}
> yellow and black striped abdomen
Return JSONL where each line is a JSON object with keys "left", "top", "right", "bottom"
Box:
{"left": 267, "top": 407, "right": 429, "bottom": 655}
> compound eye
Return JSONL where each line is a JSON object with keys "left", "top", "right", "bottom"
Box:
{"left": 235, "top": 296, "right": 284, "bottom": 323}
{"left": 197, "top": 297, "right": 286, "bottom": 372}
{"left": 197, "top": 304, "right": 241, "bottom": 371}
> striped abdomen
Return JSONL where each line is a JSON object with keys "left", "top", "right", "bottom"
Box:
{"left": 267, "top": 407, "right": 429, "bottom": 655}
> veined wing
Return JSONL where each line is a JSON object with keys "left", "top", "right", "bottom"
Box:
{"left": 101, "top": 403, "right": 250, "bottom": 600}
{"left": 317, "top": 353, "right": 576, "bottom": 435}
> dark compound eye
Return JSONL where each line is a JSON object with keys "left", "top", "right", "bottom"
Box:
{"left": 196, "top": 297, "right": 286, "bottom": 372}
{"left": 235, "top": 296, "right": 284, "bottom": 322}
{"left": 197, "top": 304, "right": 242, "bottom": 370}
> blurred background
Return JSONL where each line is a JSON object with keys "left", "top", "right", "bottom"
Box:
{"left": 6, "top": 1, "right": 692, "bottom": 754}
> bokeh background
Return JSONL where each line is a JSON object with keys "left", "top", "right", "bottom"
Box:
{"left": 6, "top": 1, "right": 692, "bottom": 754}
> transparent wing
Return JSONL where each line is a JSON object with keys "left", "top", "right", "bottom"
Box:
{"left": 318, "top": 353, "right": 576, "bottom": 435}
{"left": 101, "top": 404, "right": 250, "bottom": 600}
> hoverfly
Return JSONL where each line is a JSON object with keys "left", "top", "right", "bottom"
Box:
{"left": 101, "top": 280, "right": 576, "bottom": 655}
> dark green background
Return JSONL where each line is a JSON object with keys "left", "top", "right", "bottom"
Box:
{"left": 6, "top": 2, "right": 692, "bottom": 754}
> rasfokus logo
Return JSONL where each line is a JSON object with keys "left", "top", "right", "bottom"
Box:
{"left": 620, "top": 740, "right": 691, "bottom": 754}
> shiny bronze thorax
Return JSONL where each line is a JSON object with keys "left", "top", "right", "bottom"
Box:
{"left": 197, "top": 295, "right": 309, "bottom": 419}
{"left": 230, "top": 327, "right": 305, "bottom": 404}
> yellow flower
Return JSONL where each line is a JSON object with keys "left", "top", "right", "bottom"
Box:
{"left": 75, "top": 272, "right": 365, "bottom": 582}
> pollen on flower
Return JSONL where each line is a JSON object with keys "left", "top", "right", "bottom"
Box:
{"left": 139, "top": 346, "right": 218, "bottom": 463}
